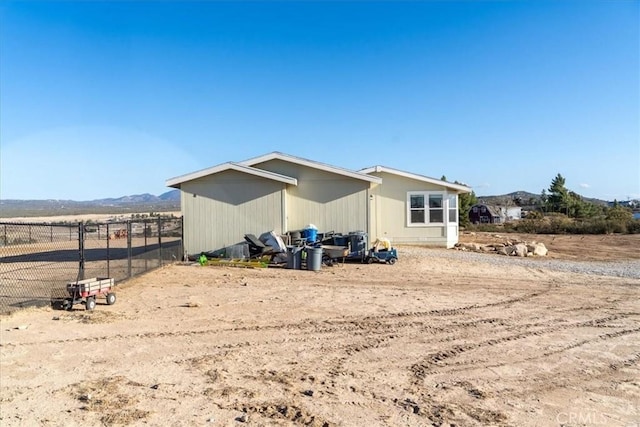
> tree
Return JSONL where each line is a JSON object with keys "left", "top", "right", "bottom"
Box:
{"left": 606, "top": 205, "right": 633, "bottom": 222}
{"left": 459, "top": 191, "right": 477, "bottom": 227}
{"left": 547, "top": 173, "right": 569, "bottom": 214}
{"left": 455, "top": 181, "right": 477, "bottom": 227}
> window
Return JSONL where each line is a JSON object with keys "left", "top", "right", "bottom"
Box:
{"left": 408, "top": 192, "right": 456, "bottom": 225}
{"left": 429, "top": 194, "right": 443, "bottom": 223}
{"left": 410, "top": 195, "right": 425, "bottom": 223}
{"left": 448, "top": 195, "right": 458, "bottom": 223}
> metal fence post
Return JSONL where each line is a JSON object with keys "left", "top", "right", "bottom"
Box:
{"left": 127, "top": 221, "right": 132, "bottom": 278}
{"left": 106, "top": 223, "right": 110, "bottom": 278}
{"left": 144, "top": 220, "right": 148, "bottom": 271}
{"left": 50, "top": 225, "right": 53, "bottom": 242}
{"left": 3, "top": 224, "right": 6, "bottom": 246}
{"left": 78, "top": 222, "right": 85, "bottom": 280}
{"left": 157, "top": 217, "right": 162, "bottom": 265}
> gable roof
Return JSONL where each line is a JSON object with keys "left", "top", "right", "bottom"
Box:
{"left": 359, "top": 165, "right": 472, "bottom": 193}
{"left": 165, "top": 162, "right": 298, "bottom": 188}
{"left": 471, "top": 204, "right": 503, "bottom": 217}
{"left": 240, "top": 152, "right": 382, "bottom": 184}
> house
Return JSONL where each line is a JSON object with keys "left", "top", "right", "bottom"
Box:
{"left": 166, "top": 152, "right": 472, "bottom": 255}
{"left": 504, "top": 206, "right": 523, "bottom": 221}
{"left": 469, "top": 204, "right": 504, "bottom": 224}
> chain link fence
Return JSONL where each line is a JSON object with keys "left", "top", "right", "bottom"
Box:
{"left": 0, "top": 217, "right": 183, "bottom": 314}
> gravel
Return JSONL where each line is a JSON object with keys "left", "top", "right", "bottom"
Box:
{"left": 401, "top": 246, "right": 640, "bottom": 280}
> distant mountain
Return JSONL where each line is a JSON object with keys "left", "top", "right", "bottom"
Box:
{"left": 0, "top": 190, "right": 181, "bottom": 218}
{"left": 88, "top": 191, "right": 180, "bottom": 205}
{"left": 158, "top": 190, "right": 181, "bottom": 201}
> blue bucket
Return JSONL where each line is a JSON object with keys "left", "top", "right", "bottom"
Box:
{"left": 303, "top": 228, "right": 317, "bottom": 243}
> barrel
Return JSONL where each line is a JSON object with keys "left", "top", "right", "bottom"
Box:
{"left": 305, "top": 247, "right": 322, "bottom": 271}
{"left": 286, "top": 246, "right": 303, "bottom": 270}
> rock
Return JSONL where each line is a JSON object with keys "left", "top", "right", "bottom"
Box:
{"left": 15, "top": 325, "right": 28, "bottom": 330}
{"left": 514, "top": 243, "right": 528, "bottom": 257}
{"left": 236, "top": 413, "right": 248, "bottom": 423}
{"left": 302, "top": 389, "right": 314, "bottom": 397}
{"left": 505, "top": 246, "right": 517, "bottom": 256}
{"left": 532, "top": 242, "right": 548, "bottom": 256}
{"left": 460, "top": 243, "right": 481, "bottom": 252}
{"left": 480, "top": 245, "right": 494, "bottom": 252}
{"left": 496, "top": 247, "right": 508, "bottom": 256}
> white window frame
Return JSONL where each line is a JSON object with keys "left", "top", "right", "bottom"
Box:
{"left": 447, "top": 194, "right": 458, "bottom": 224}
{"left": 407, "top": 191, "right": 457, "bottom": 227}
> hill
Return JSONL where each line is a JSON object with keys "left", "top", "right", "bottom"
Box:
{"left": 0, "top": 190, "right": 180, "bottom": 218}
{"left": 476, "top": 191, "right": 608, "bottom": 207}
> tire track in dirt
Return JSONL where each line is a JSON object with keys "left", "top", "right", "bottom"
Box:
{"left": 1, "top": 279, "right": 554, "bottom": 350}
{"left": 360, "top": 286, "right": 553, "bottom": 322}
{"left": 440, "top": 328, "right": 640, "bottom": 376}
{"left": 493, "top": 343, "right": 640, "bottom": 400}
{"left": 0, "top": 306, "right": 516, "bottom": 349}
{"left": 409, "top": 315, "right": 637, "bottom": 379}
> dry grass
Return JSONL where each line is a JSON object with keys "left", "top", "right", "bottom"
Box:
{"left": 71, "top": 376, "right": 150, "bottom": 425}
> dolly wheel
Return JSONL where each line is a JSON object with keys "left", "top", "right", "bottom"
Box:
{"left": 366, "top": 257, "right": 374, "bottom": 264}
{"left": 388, "top": 257, "right": 397, "bottom": 265}
{"left": 106, "top": 293, "right": 116, "bottom": 305}
{"left": 85, "top": 297, "right": 96, "bottom": 311}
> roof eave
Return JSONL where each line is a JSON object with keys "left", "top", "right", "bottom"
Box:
{"left": 165, "top": 162, "right": 298, "bottom": 188}
{"left": 360, "top": 165, "right": 472, "bottom": 193}
{"left": 240, "top": 151, "right": 382, "bottom": 184}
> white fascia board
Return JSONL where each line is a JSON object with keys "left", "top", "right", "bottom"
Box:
{"left": 360, "top": 165, "right": 472, "bottom": 193}
{"left": 239, "top": 151, "right": 382, "bottom": 184}
{"left": 165, "top": 162, "right": 297, "bottom": 188}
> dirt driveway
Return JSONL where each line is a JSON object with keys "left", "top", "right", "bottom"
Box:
{"left": 1, "top": 234, "right": 639, "bottom": 426}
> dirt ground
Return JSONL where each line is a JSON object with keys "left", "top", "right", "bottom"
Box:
{"left": 1, "top": 233, "right": 639, "bottom": 426}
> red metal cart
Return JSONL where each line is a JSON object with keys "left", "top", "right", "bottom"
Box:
{"left": 62, "top": 277, "right": 116, "bottom": 311}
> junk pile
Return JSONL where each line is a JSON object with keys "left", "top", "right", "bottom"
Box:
{"left": 197, "top": 231, "right": 287, "bottom": 268}
{"left": 286, "top": 227, "right": 398, "bottom": 269}
{"left": 197, "top": 226, "right": 398, "bottom": 270}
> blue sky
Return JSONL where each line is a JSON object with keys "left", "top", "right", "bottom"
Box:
{"left": 1, "top": 1, "right": 638, "bottom": 201}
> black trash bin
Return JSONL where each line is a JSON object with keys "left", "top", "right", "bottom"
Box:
{"left": 286, "top": 246, "right": 303, "bottom": 270}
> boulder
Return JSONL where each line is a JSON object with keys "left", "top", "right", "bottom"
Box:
{"left": 532, "top": 242, "right": 548, "bottom": 256}
{"left": 514, "top": 243, "right": 528, "bottom": 257}
{"left": 505, "top": 246, "right": 517, "bottom": 256}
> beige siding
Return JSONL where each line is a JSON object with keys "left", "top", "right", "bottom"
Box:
{"left": 181, "top": 170, "right": 284, "bottom": 254}
{"left": 252, "top": 159, "right": 369, "bottom": 234}
{"left": 369, "top": 172, "right": 458, "bottom": 247}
